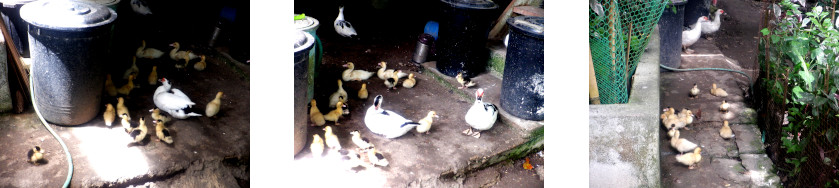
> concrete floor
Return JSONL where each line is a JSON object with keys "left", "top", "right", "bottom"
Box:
{"left": 291, "top": 30, "right": 542, "bottom": 187}
{"left": 0, "top": 52, "right": 250, "bottom": 187}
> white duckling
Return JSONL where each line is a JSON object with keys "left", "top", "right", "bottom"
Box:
{"left": 329, "top": 79, "right": 348, "bottom": 108}
{"left": 376, "top": 61, "right": 408, "bottom": 80}
{"left": 342, "top": 62, "right": 374, "bottom": 81}
{"left": 464, "top": 88, "right": 498, "bottom": 138}
{"left": 334, "top": 6, "right": 357, "bottom": 38}
{"left": 153, "top": 78, "right": 202, "bottom": 119}
{"left": 670, "top": 129, "right": 699, "bottom": 153}
{"left": 168, "top": 42, "right": 199, "bottom": 61}
{"left": 136, "top": 40, "right": 164, "bottom": 59}
{"left": 123, "top": 56, "right": 140, "bottom": 80}
{"left": 364, "top": 95, "right": 421, "bottom": 138}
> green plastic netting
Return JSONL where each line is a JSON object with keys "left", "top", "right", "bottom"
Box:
{"left": 589, "top": 0, "right": 667, "bottom": 104}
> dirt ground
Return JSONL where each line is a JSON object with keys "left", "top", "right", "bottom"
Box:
{"left": 709, "top": 0, "right": 766, "bottom": 70}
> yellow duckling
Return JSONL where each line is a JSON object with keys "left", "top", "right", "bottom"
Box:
{"left": 103, "top": 103, "right": 115, "bottom": 126}
{"left": 402, "top": 73, "right": 416, "bottom": 88}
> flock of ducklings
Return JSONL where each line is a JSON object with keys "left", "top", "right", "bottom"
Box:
{"left": 662, "top": 82, "right": 735, "bottom": 170}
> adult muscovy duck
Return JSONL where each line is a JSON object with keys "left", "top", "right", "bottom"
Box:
{"left": 682, "top": 16, "right": 707, "bottom": 54}
{"left": 364, "top": 95, "right": 419, "bottom": 138}
{"left": 334, "top": 6, "right": 357, "bottom": 38}
{"left": 701, "top": 9, "right": 724, "bottom": 36}
{"left": 153, "top": 78, "right": 201, "bottom": 119}
{"left": 463, "top": 88, "right": 498, "bottom": 138}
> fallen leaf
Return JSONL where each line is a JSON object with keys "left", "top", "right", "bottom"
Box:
{"left": 523, "top": 158, "right": 533, "bottom": 170}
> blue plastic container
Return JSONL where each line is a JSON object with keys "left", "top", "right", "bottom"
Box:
{"left": 424, "top": 20, "right": 438, "bottom": 39}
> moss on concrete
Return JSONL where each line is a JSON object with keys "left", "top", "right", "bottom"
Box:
{"left": 422, "top": 70, "right": 471, "bottom": 102}
{"left": 440, "top": 127, "right": 544, "bottom": 180}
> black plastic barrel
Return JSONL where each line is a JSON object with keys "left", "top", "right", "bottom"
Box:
{"left": 294, "top": 31, "right": 314, "bottom": 156}
{"left": 684, "top": 0, "right": 710, "bottom": 27}
{"left": 0, "top": 0, "right": 36, "bottom": 58}
{"left": 21, "top": 0, "right": 117, "bottom": 125}
{"left": 659, "top": 0, "right": 687, "bottom": 70}
{"left": 500, "top": 16, "right": 543, "bottom": 121}
{"left": 436, "top": 0, "right": 498, "bottom": 78}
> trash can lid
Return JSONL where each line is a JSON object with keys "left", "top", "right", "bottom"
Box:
{"left": 294, "top": 14, "right": 319, "bottom": 32}
{"left": 294, "top": 30, "right": 315, "bottom": 53}
{"left": 78, "top": 0, "right": 121, "bottom": 7}
{"left": 440, "top": 0, "right": 498, "bottom": 9}
{"left": 508, "top": 16, "right": 543, "bottom": 39}
{"left": 20, "top": 0, "right": 117, "bottom": 31}
{"left": 0, "top": 0, "right": 36, "bottom": 7}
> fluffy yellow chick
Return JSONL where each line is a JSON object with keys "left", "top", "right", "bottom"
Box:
{"left": 671, "top": 129, "right": 698, "bottom": 153}
{"left": 366, "top": 147, "right": 389, "bottom": 167}
{"left": 28, "top": 146, "right": 45, "bottom": 165}
{"left": 129, "top": 117, "right": 148, "bottom": 143}
{"left": 720, "top": 120, "right": 734, "bottom": 139}
{"left": 117, "top": 97, "right": 130, "bottom": 120}
{"left": 310, "top": 134, "right": 325, "bottom": 158}
{"left": 103, "top": 103, "right": 115, "bottom": 126}
{"left": 349, "top": 130, "right": 373, "bottom": 149}
{"left": 323, "top": 101, "right": 346, "bottom": 125}
{"left": 675, "top": 148, "right": 702, "bottom": 169}
{"left": 689, "top": 83, "right": 699, "bottom": 98}
{"left": 329, "top": 80, "right": 348, "bottom": 108}
{"left": 323, "top": 126, "right": 342, "bottom": 150}
{"left": 710, "top": 83, "right": 728, "bottom": 97}
{"left": 117, "top": 74, "right": 135, "bottom": 95}
{"left": 148, "top": 66, "right": 158, "bottom": 86}
{"left": 456, "top": 72, "right": 476, "bottom": 89}
{"left": 402, "top": 73, "right": 416, "bottom": 88}
{"left": 155, "top": 119, "right": 173, "bottom": 144}
{"left": 206, "top": 91, "right": 223, "bottom": 118}
{"left": 720, "top": 100, "right": 730, "bottom": 112}
{"left": 384, "top": 70, "right": 400, "bottom": 91}
{"left": 120, "top": 113, "right": 132, "bottom": 132}
{"left": 309, "top": 99, "right": 326, "bottom": 126}
{"left": 416, "top": 111, "right": 438, "bottom": 134}
{"left": 358, "top": 83, "right": 368, "bottom": 99}
{"left": 194, "top": 55, "right": 207, "bottom": 71}
{"left": 149, "top": 108, "right": 171, "bottom": 124}
{"left": 105, "top": 74, "right": 117, "bottom": 97}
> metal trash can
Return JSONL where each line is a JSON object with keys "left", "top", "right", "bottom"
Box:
{"left": 0, "top": 0, "right": 36, "bottom": 58}
{"left": 436, "top": 0, "right": 498, "bottom": 78}
{"left": 412, "top": 33, "right": 434, "bottom": 64}
{"left": 684, "top": 0, "right": 710, "bottom": 27}
{"left": 659, "top": 0, "right": 687, "bottom": 70}
{"left": 21, "top": 0, "right": 117, "bottom": 125}
{"left": 295, "top": 14, "right": 320, "bottom": 102}
{"left": 293, "top": 30, "right": 314, "bottom": 156}
{"left": 500, "top": 16, "right": 543, "bottom": 121}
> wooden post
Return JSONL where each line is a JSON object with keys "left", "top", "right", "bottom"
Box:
{"left": 590, "top": 50, "right": 601, "bottom": 104}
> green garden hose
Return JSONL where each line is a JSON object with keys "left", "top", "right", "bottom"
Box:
{"left": 29, "top": 68, "right": 73, "bottom": 188}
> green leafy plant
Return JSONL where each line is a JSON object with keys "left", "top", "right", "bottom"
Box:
{"left": 759, "top": 0, "right": 839, "bottom": 186}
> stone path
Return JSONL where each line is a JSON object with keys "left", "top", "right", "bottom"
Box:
{"left": 659, "top": 35, "right": 780, "bottom": 188}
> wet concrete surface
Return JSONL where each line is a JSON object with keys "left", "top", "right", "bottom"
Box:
{"left": 0, "top": 51, "right": 250, "bottom": 187}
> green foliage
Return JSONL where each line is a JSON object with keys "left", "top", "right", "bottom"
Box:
{"left": 759, "top": 0, "right": 839, "bottom": 185}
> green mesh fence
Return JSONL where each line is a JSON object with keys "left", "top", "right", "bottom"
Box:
{"left": 590, "top": 0, "right": 667, "bottom": 104}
